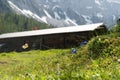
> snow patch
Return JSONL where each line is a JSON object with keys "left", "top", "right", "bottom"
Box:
{"left": 8, "top": 1, "right": 24, "bottom": 14}
{"left": 54, "top": 12, "right": 61, "bottom": 20}
{"left": 22, "top": 9, "right": 47, "bottom": 23}
{"left": 107, "top": 0, "right": 120, "bottom": 4}
{"left": 8, "top": 1, "right": 48, "bottom": 23}
{"left": 82, "top": 15, "right": 93, "bottom": 24}
{"left": 64, "top": 12, "right": 78, "bottom": 26}
{"left": 52, "top": 5, "right": 60, "bottom": 10}
{"left": 98, "top": 6, "right": 106, "bottom": 10}
{"left": 22, "top": 10, "right": 33, "bottom": 16}
{"left": 41, "top": 16, "right": 48, "bottom": 23}
{"left": 43, "top": 5, "right": 49, "bottom": 9}
{"left": 86, "top": 6, "right": 93, "bottom": 9}
{"left": 95, "top": 0, "right": 101, "bottom": 6}
{"left": 65, "top": 18, "right": 78, "bottom": 26}
{"left": 112, "top": 15, "right": 116, "bottom": 21}
{"left": 53, "top": 0, "right": 60, "bottom": 2}
{"left": 74, "top": 11, "right": 80, "bottom": 16}
{"left": 43, "top": 9, "right": 52, "bottom": 18}
{"left": 96, "top": 13, "right": 103, "bottom": 19}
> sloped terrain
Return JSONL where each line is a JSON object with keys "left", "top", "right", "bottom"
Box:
{"left": 6, "top": 0, "right": 120, "bottom": 27}
{"left": 0, "top": 0, "right": 11, "bottom": 12}
{"left": 0, "top": 13, "right": 52, "bottom": 34}
{"left": 1, "top": 0, "right": 120, "bottom": 27}
{"left": 0, "top": 31, "right": 120, "bottom": 79}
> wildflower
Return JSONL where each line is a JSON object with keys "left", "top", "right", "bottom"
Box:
{"left": 71, "top": 48, "right": 76, "bottom": 54}
{"left": 98, "top": 38, "right": 101, "bottom": 41}
{"left": 118, "top": 59, "right": 120, "bottom": 63}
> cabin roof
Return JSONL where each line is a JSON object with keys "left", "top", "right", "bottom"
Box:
{"left": 0, "top": 23, "right": 104, "bottom": 39}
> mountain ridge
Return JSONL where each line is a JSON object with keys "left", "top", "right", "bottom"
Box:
{"left": 1, "top": 0, "right": 120, "bottom": 27}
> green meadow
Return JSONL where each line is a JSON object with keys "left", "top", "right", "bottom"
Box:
{"left": 1, "top": 24, "right": 120, "bottom": 79}
{"left": 0, "top": 32, "right": 120, "bottom": 80}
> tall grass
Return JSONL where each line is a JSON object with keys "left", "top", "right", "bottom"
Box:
{"left": 0, "top": 32, "right": 120, "bottom": 79}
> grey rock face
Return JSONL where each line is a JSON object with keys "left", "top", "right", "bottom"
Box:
{"left": 2, "top": 0, "right": 120, "bottom": 27}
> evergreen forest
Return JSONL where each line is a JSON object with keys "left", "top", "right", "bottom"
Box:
{"left": 0, "top": 13, "right": 52, "bottom": 34}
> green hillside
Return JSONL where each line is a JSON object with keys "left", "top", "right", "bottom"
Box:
{"left": 0, "top": 13, "right": 52, "bottom": 34}
{"left": 0, "top": 29, "right": 120, "bottom": 79}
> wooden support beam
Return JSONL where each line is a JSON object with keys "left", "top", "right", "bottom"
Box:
{"left": 39, "top": 37, "right": 42, "bottom": 49}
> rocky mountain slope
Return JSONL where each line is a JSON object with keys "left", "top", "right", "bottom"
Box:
{"left": 1, "top": 0, "right": 120, "bottom": 27}
{"left": 0, "top": 0, "right": 11, "bottom": 12}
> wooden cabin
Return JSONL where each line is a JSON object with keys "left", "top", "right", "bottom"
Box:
{"left": 0, "top": 23, "right": 107, "bottom": 52}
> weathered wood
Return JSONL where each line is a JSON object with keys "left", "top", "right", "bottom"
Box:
{"left": 0, "top": 25, "right": 107, "bottom": 52}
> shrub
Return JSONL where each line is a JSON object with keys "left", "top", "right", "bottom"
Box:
{"left": 88, "top": 36, "right": 120, "bottom": 59}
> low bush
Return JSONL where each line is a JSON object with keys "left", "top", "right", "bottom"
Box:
{"left": 1, "top": 32, "right": 120, "bottom": 79}
{"left": 88, "top": 35, "right": 120, "bottom": 59}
